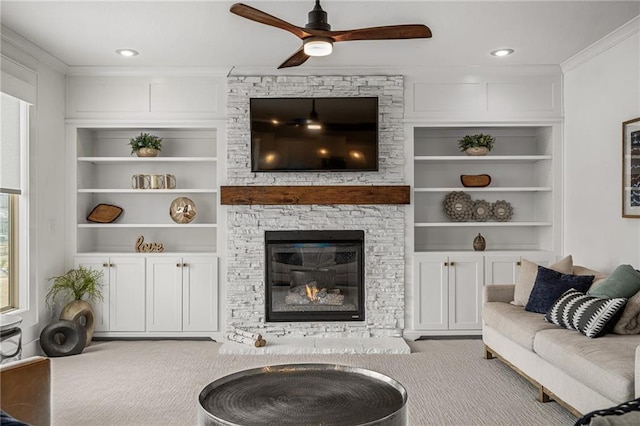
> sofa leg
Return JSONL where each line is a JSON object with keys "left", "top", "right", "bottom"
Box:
{"left": 538, "top": 387, "right": 551, "bottom": 403}
{"left": 483, "top": 344, "right": 495, "bottom": 360}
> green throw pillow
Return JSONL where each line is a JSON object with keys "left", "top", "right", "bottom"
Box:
{"left": 588, "top": 265, "right": 640, "bottom": 299}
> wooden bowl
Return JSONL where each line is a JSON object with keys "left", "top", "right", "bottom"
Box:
{"left": 460, "top": 174, "right": 491, "bottom": 187}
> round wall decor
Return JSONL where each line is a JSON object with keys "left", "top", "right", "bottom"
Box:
{"left": 472, "top": 200, "right": 492, "bottom": 222}
{"left": 443, "top": 191, "right": 473, "bottom": 222}
{"left": 170, "top": 197, "right": 197, "bottom": 224}
{"left": 492, "top": 200, "right": 513, "bottom": 222}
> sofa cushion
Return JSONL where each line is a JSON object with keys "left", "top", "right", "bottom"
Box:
{"left": 525, "top": 266, "right": 594, "bottom": 314}
{"left": 614, "top": 290, "right": 640, "bottom": 335}
{"left": 533, "top": 329, "right": 639, "bottom": 403}
{"left": 545, "top": 289, "right": 627, "bottom": 338}
{"left": 483, "top": 302, "right": 560, "bottom": 350}
{"left": 512, "top": 255, "right": 573, "bottom": 307}
{"left": 588, "top": 265, "right": 640, "bottom": 299}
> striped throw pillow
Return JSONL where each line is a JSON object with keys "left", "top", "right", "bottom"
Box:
{"left": 545, "top": 289, "right": 627, "bottom": 338}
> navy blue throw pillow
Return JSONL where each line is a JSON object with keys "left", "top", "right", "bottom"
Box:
{"left": 524, "top": 265, "right": 594, "bottom": 314}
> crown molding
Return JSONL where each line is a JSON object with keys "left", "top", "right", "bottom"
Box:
{"left": 65, "top": 66, "right": 232, "bottom": 77}
{"left": 561, "top": 15, "right": 640, "bottom": 73}
{"left": 1, "top": 25, "right": 68, "bottom": 74}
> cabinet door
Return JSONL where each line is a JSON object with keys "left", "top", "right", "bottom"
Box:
{"left": 448, "top": 255, "right": 484, "bottom": 330}
{"left": 74, "top": 257, "right": 110, "bottom": 332}
{"left": 485, "top": 255, "right": 521, "bottom": 285}
{"left": 146, "top": 257, "right": 183, "bottom": 332}
{"left": 414, "top": 254, "right": 448, "bottom": 330}
{"left": 182, "top": 256, "right": 218, "bottom": 332}
{"left": 109, "top": 257, "right": 146, "bottom": 332}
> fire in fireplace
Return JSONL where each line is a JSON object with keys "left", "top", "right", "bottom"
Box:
{"left": 265, "top": 230, "right": 365, "bottom": 322}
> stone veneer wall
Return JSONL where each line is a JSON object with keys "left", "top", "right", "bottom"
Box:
{"left": 226, "top": 75, "right": 405, "bottom": 337}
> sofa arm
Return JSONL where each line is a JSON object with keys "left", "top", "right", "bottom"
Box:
{"left": 483, "top": 284, "right": 515, "bottom": 304}
{"left": 0, "top": 356, "right": 50, "bottom": 426}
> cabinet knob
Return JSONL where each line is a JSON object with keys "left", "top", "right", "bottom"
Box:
{"left": 517, "top": 261, "right": 522, "bottom": 266}
{"left": 110, "top": 263, "right": 114, "bottom": 267}
{"left": 182, "top": 263, "right": 188, "bottom": 267}
{"left": 177, "top": 263, "right": 181, "bottom": 267}
{"left": 103, "top": 263, "right": 109, "bottom": 267}
{"left": 450, "top": 262, "right": 456, "bottom": 266}
{"left": 444, "top": 262, "right": 449, "bottom": 266}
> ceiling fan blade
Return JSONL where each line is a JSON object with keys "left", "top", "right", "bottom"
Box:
{"left": 230, "top": 3, "right": 310, "bottom": 39}
{"left": 277, "top": 47, "right": 310, "bottom": 69}
{"left": 331, "top": 24, "right": 432, "bottom": 42}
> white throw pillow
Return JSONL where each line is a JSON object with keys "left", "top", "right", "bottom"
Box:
{"left": 511, "top": 255, "right": 573, "bottom": 306}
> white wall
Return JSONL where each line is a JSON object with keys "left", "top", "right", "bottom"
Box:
{"left": 1, "top": 27, "right": 67, "bottom": 356}
{"left": 563, "top": 21, "right": 640, "bottom": 271}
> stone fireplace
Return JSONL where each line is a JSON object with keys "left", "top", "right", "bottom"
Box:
{"left": 226, "top": 75, "right": 405, "bottom": 338}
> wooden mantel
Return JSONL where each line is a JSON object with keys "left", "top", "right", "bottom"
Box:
{"left": 220, "top": 185, "right": 410, "bottom": 205}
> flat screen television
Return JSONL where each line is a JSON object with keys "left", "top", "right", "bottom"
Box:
{"left": 250, "top": 97, "right": 378, "bottom": 172}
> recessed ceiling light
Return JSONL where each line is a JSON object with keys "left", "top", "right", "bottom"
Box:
{"left": 491, "top": 49, "right": 514, "bottom": 57}
{"left": 116, "top": 49, "right": 139, "bottom": 57}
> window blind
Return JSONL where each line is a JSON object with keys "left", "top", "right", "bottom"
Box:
{"left": 1, "top": 93, "right": 22, "bottom": 194}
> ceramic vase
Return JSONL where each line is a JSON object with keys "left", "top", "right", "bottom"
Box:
{"left": 473, "top": 233, "right": 486, "bottom": 251}
{"left": 465, "top": 147, "right": 489, "bottom": 156}
{"left": 136, "top": 147, "right": 159, "bottom": 157}
{"left": 59, "top": 300, "right": 95, "bottom": 346}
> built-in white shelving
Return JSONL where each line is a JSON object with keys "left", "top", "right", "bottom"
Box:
{"left": 73, "top": 127, "right": 219, "bottom": 254}
{"left": 412, "top": 126, "right": 560, "bottom": 253}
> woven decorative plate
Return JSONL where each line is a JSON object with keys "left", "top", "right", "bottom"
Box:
{"left": 472, "top": 200, "right": 492, "bottom": 222}
{"left": 461, "top": 174, "right": 491, "bottom": 187}
{"left": 442, "top": 191, "right": 473, "bottom": 222}
{"left": 86, "top": 204, "right": 123, "bottom": 223}
{"left": 492, "top": 200, "right": 513, "bottom": 222}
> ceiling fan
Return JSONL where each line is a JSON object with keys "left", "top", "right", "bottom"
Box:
{"left": 230, "top": 1, "right": 432, "bottom": 69}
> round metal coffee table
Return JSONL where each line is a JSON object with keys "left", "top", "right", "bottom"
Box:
{"left": 198, "top": 364, "right": 407, "bottom": 426}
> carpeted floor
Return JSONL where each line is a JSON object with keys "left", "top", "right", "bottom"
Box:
{"left": 50, "top": 339, "right": 576, "bottom": 425}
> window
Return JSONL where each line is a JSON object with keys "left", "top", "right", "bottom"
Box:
{"left": 0, "top": 193, "right": 17, "bottom": 312}
{"left": 1, "top": 92, "right": 27, "bottom": 312}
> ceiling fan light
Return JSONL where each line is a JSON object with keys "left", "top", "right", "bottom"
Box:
{"left": 303, "top": 38, "right": 333, "bottom": 57}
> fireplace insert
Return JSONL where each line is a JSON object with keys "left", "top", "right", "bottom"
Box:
{"left": 265, "top": 230, "right": 365, "bottom": 322}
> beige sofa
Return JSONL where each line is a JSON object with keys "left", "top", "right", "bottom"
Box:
{"left": 483, "top": 284, "right": 640, "bottom": 417}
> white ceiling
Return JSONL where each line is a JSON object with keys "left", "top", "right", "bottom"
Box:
{"left": 1, "top": 0, "right": 639, "bottom": 72}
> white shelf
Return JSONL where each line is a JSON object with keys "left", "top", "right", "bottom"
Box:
{"left": 78, "top": 189, "right": 218, "bottom": 194}
{"left": 78, "top": 157, "right": 217, "bottom": 163}
{"left": 414, "top": 222, "right": 553, "bottom": 227}
{"left": 74, "top": 127, "right": 219, "bottom": 254}
{"left": 415, "top": 155, "right": 551, "bottom": 162}
{"left": 78, "top": 223, "right": 217, "bottom": 228}
{"left": 412, "top": 125, "right": 558, "bottom": 253}
{"left": 414, "top": 187, "right": 552, "bottom": 193}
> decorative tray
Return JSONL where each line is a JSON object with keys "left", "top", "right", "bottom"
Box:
{"left": 87, "top": 204, "right": 123, "bottom": 223}
{"left": 461, "top": 174, "right": 491, "bottom": 187}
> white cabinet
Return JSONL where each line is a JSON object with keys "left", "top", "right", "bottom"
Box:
{"left": 485, "top": 252, "right": 556, "bottom": 285}
{"left": 75, "top": 256, "right": 146, "bottom": 332}
{"left": 146, "top": 255, "right": 218, "bottom": 332}
{"left": 414, "top": 253, "right": 484, "bottom": 331}
{"left": 71, "top": 127, "right": 218, "bottom": 254}
{"left": 411, "top": 125, "right": 560, "bottom": 253}
{"left": 77, "top": 254, "right": 218, "bottom": 335}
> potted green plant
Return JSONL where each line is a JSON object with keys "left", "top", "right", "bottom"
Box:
{"left": 457, "top": 133, "right": 495, "bottom": 156}
{"left": 46, "top": 266, "right": 104, "bottom": 345}
{"left": 129, "top": 132, "right": 163, "bottom": 157}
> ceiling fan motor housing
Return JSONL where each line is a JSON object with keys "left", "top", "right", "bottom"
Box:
{"left": 306, "top": 0, "right": 331, "bottom": 31}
